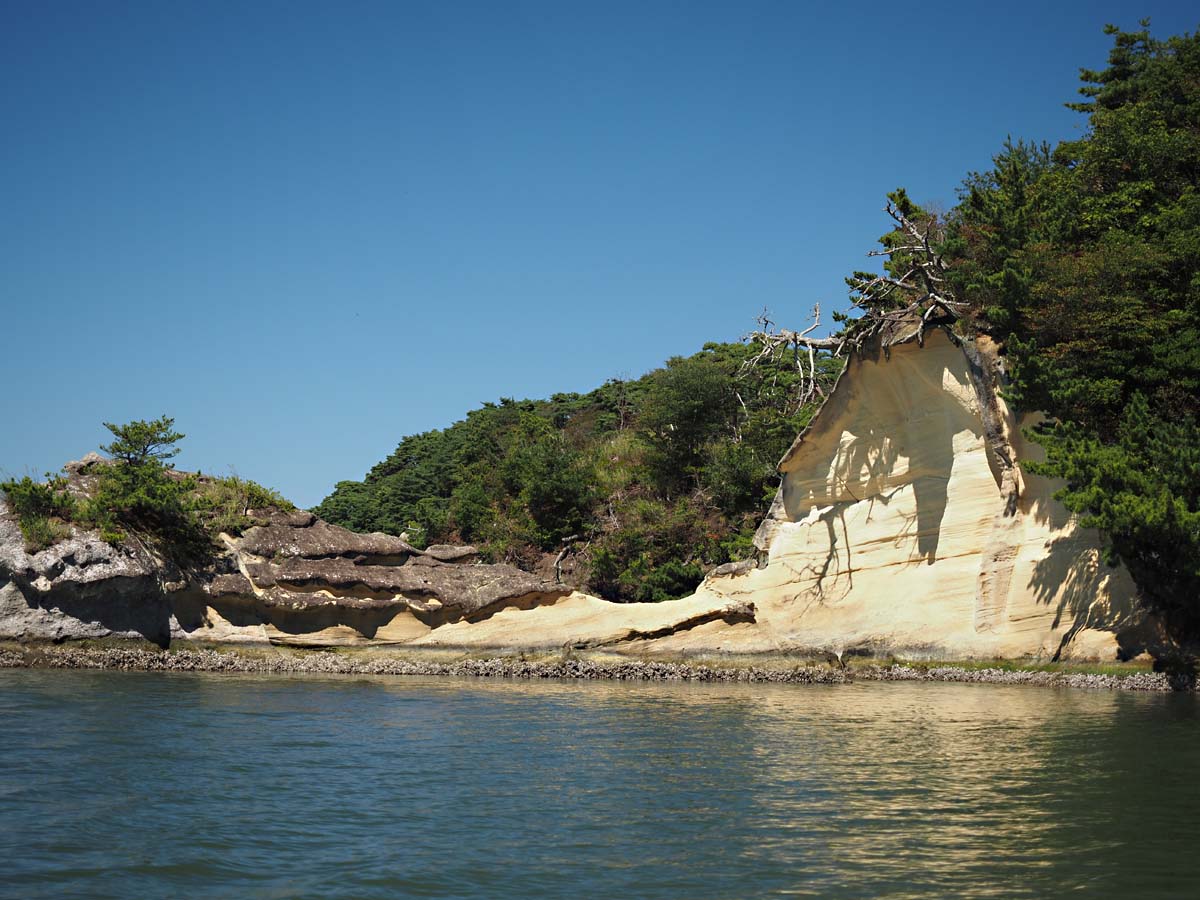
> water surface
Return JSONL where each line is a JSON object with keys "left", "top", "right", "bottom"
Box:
{"left": 0, "top": 669, "right": 1195, "bottom": 898}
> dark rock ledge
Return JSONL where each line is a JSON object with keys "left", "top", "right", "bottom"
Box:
{"left": 1, "top": 486, "right": 569, "bottom": 647}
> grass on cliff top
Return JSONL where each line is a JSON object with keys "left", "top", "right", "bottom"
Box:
{"left": 1, "top": 466, "right": 294, "bottom": 556}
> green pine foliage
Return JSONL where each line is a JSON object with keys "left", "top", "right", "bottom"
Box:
{"left": 82, "top": 454, "right": 205, "bottom": 555}
{"left": 943, "top": 21, "right": 1200, "bottom": 636}
{"left": 100, "top": 415, "right": 185, "bottom": 466}
{"left": 1030, "top": 395, "right": 1200, "bottom": 630}
{"left": 314, "top": 341, "right": 841, "bottom": 601}
{"left": 318, "top": 22, "right": 1200, "bottom": 629}
{"left": 2, "top": 417, "right": 295, "bottom": 563}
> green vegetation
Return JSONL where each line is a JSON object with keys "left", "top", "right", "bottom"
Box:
{"left": 82, "top": 417, "right": 209, "bottom": 556}
{"left": 1, "top": 417, "right": 294, "bottom": 561}
{"left": 193, "top": 473, "right": 295, "bottom": 538}
{"left": 937, "top": 22, "right": 1200, "bottom": 637}
{"left": 0, "top": 475, "right": 76, "bottom": 552}
{"left": 316, "top": 22, "right": 1200, "bottom": 635}
{"left": 315, "top": 342, "right": 841, "bottom": 601}
{"left": 9, "top": 23, "right": 1194, "bottom": 648}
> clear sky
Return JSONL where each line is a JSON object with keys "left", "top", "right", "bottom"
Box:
{"left": 2, "top": 1, "right": 1196, "bottom": 508}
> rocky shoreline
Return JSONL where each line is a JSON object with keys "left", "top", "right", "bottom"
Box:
{"left": 0, "top": 645, "right": 846, "bottom": 684}
{"left": 865, "top": 662, "right": 1181, "bottom": 692}
{"left": 0, "top": 644, "right": 1187, "bottom": 691}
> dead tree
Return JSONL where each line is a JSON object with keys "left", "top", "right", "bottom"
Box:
{"left": 743, "top": 200, "right": 968, "bottom": 395}
{"left": 741, "top": 303, "right": 841, "bottom": 407}
{"left": 744, "top": 198, "right": 1020, "bottom": 516}
{"left": 850, "top": 198, "right": 969, "bottom": 347}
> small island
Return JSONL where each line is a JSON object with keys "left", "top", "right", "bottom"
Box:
{"left": 4, "top": 25, "right": 1200, "bottom": 686}
{"left": 3, "top": 13, "right": 1199, "bottom": 900}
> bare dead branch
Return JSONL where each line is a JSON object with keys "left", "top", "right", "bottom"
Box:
{"left": 741, "top": 197, "right": 965, "bottom": 409}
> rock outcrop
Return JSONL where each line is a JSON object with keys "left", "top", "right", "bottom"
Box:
{"left": 0, "top": 332, "right": 1161, "bottom": 659}
{"left": 0, "top": 503, "right": 574, "bottom": 648}
{"left": 0, "top": 523, "right": 172, "bottom": 644}
{"left": 684, "top": 331, "right": 1156, "bottom": 660}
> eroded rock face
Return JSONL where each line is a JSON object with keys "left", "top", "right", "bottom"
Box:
{"left": 688, "top": 331, "right": 1157, "bottom": 661}
{"left": 0, "top": 497, "right": 571, "bottom": 648}
{"left": 235, "top": 511, "right": 415, "bottom": 562}
{"left": 0, "top": 514, "right": 176, "bottom": 645}
{"left": 0, "top": 335, "right": 1160, "bottom": 659}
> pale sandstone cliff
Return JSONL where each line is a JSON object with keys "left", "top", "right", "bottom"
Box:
{"left": 404, "top": 331, "right": 1153, "bottom": 660}
{"left": 678, "top": 331, "right": 1152, "bottom": 660}
{"left": 0, "top": 332, "right": 1156, "bottom": 659}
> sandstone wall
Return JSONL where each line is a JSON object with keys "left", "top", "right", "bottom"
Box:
{"left": 679, "top": 331, "right": 1150, "bottom": 660}
{"left": 0, "top": 333, "right": 1156, "bottom": 659}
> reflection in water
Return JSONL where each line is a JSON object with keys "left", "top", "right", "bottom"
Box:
{"left": 0, "top": 671, "right": 1195, "bottom": 899}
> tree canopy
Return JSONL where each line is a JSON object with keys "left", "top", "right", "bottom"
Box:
{"left": 315, "top": 341, "right": 841, "bottom": 601}
{"left": 316, "top": 22, "right": 1200, "bottom": 637}
{"left": 940, "top": 21, "right": 1200, "bottom": 637}
{"left": 101, "top": 415, "right": 185, "bottom": 467}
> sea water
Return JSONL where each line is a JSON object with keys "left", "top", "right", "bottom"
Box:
{"left": 0, "top": 669, "right": 1196, "bottom": 898}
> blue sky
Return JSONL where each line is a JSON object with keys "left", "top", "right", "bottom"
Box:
{"left": 2, "top": 0, "right": 1196, "bottom": 507}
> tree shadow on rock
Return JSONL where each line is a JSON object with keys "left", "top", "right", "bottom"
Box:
{"left": 1028, "top": 535, "right": 1143, "bottom": 661}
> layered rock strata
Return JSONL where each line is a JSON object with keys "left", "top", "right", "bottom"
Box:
{"left": 0, "top": 505, "right": 574, "bottom": 648}
{"left": 0, "top": 500, "right": 754, "bottom": 650}
{"left": 1, "top": 331, "right": 1159, "bottom": 659}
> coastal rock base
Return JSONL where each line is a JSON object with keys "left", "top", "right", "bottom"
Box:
{"left": 0, "top": 644, "right": 1180, "bottom": 691}
{"left": 0, "top": 333, "right": 1162, "bottom": 662}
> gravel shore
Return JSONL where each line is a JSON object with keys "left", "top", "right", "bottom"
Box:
{"left": 0, "top": 645, "right": 846, "bottom": 684}
{"left": 1, "top": 644, "right": 1189, "bottom": 690}
{"left": 858, "top": 663, "right": 1180, "bottom": 692}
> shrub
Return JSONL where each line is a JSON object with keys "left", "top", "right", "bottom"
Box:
{"left": 74, "top": 417, "right": 209, "bottom": 564}
{"left": 81, "top": 459, "right": 210, "bottom": 563}
{"left": 193, "top": 474, "right": 295, "bottom": 537}
{"left": 1, "top": 474, "right": 76, "bottom": 521}
{"left": 702, "top": 442, "right": 775, "bottom": 515}
{"left": 586, "top": 497, "right": 719, "bottom": 601}
{"left": 639, "top": 355, "right": 735, "bottom": 493}
{"left": 501, "top": 434, "right": 597, "bottom": 549}
{"left": 0, "top": 475, "right": 76, "bottom": 552}
{"left": 19, "top": 514, "right": 73, "bottom": 552}
{"left": 449, "top": 481, "right": 494, "bottom": 543}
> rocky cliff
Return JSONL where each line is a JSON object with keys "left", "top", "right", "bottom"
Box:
{"left": 0, "top": 496, "right": 572, "bottom": 648}
{"left": 688, "top": 331, "right": 1155, "bottom": 661}
{"left": 0, "top": 332, "right": 1159, "bottom": 659}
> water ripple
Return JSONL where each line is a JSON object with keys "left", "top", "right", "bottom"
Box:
{"left": 0, "top": 670, "right": 1196, "bottom": 898}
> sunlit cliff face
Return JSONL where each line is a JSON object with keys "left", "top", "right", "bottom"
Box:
{"left": 694, "top": 330, "right": 1148, "bottom": 661}
{"left": 0, "top": 331, "right": 1154, "bottom": 660}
